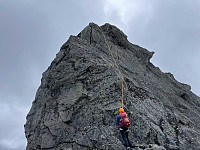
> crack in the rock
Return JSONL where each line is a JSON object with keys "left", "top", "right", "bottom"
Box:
{"left": 55, "top": 53, "right": 66, "bottom": 66}
{"left": 159, "top": 118, "right": 164, "bottom": 132}
{"left": 89, "top": 25, "right": 93, "bottom": 44}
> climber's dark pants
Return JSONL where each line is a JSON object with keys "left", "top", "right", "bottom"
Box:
{"left": 120, "top": 126, "right": 132, "bottom": 148}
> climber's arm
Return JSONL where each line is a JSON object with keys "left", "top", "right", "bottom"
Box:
{"left": 116, "top": 115, "right": 120, "bottom": 125}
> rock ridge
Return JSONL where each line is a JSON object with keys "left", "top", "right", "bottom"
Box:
{"left": 25, "top": 22, "right": 200, "bottom": 150}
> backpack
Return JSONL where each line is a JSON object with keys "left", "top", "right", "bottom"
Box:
{"left": 119, "top": 112, "right": 131, "bottom": 128}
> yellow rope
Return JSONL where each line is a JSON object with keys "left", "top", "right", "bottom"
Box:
{"left": 122, "top": 79, "right": 123, "bottom": 108}
{"left": 100, "top": 27, "right": 124, "bottom": 108}
{"left": 100, "top": 28, "right": 143, "bottom": 149}
{"left": 137, "top": 144, "right": 140, "bottom": 150}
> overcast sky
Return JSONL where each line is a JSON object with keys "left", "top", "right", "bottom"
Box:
{"left": 0, "top": 0, "right": 200, "bottom": 149}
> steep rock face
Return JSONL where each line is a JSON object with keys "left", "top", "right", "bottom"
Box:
{"left": 25, "top": 23, "right": 200, "bottom": 150}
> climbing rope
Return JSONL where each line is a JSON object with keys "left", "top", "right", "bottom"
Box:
{"left": 100, "top": 27, "right": 143, "bottom": 150}
{"left": 137, "top": 144, "right": 140, "bottom": 150}
{"left": 100, "top": 27, "right": 124, "bottom": 108}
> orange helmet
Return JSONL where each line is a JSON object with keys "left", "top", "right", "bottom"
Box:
{"left": 119, "top": 108, "right": 124, "bottom": 113}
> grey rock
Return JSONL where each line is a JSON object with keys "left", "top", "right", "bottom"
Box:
{"left": 25, "top": 23, "right": 200, "bottom": 150}
{"left": 145, "top": 144, "right": 166, "bottom": 150}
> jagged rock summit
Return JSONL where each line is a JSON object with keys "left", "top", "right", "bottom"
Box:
{"left": 25, "top": 23, "right": 200, "bottom": 150}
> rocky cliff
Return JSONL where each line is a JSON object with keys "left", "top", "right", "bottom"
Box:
{"left": 25, "top": 23, "right": 200, "bottom": 150}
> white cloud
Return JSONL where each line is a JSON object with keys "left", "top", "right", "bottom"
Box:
{"left": 0, "top": 136, "right": 26, "bottom": 150}
{"left": 0, "top": 103, "right": 28, "bottom": 150}
{"left": 104, "top": 0, "right": 153, "bottom": 25}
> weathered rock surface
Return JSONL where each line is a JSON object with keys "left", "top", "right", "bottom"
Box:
{"left": 25, "top": 23, "right": 200, "bottom": 150}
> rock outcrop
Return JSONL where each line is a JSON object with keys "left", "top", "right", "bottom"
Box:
{"left": 25, "top": 23, "right": 200, "bottom": 150}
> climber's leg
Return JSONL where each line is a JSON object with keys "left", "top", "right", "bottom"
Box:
{"left": 125, "top": 128, "right": 133, "bottom": 148}
{"left": 120, "top": 128, "right": 130, "bottom": 148}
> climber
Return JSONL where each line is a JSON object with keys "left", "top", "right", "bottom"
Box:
{"left": 116, "top": 108, "right": 132, "bottom": 150}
